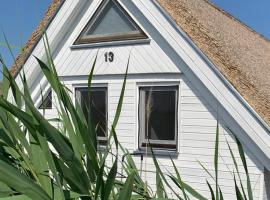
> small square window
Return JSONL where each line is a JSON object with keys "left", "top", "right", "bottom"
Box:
{"left": 38, "top": 90, "right": 52, "bottom": 110}
{"left": 75, "top": 87, "right": 108, "bottom": 144}
{"left": 138, "top": 86, "right": 178, "bottom": 151}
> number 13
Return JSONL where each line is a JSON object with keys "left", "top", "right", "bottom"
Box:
{"left": 105, "top": 52, "right": 114, "bottom": 62}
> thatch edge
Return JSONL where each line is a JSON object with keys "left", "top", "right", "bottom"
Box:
{"left": 10, "top": 0, "right": 65, "bottom": 77}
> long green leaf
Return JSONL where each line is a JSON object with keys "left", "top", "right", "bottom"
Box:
{"left": 235, "top": 137, "right": 253, "bottom": 200}
{"left": 170, "top": 158, "right": 188, "bottom": 200}
{"left": 150, "top": 148, "right": 181, "bottom": 199}
{"left": 156, "top": 170, "right": 166, "bottom": 198}
{"left": 112, "top": 56, "right": 129, "bottom": 130}
{"left": 95, "top": 161, "right": 105, "bottom": 200}
{"left": 1, "top": 63, "right": 10, "bottom": 99}
{"left": 226, "top": 140, "right": 247, "bottom": 200}
{"left": 0, "top": 93, "right": 90, "bottom": 195}
{"left": 104, "top": 159, "right": 118, "bottom": 200}
{"left": 35, "top": 57, "right": 99, "bottom": 175}
{"left": 87, "top": 52, "right": 99, "bottom": 152}
{"left": 0, "top": 195, "right": 31, "bottom": 200}
{"left": 219, "top": 187, "right": 224, "bottom": 200}
{"left": 2, "top": 66, "right": 21, "bottom": 108}
{"left": 214, "top": 123, "right": 219, "bottom": 200}
{"left": 0, "top": 160, "right": 51, "bottom": 200}
{"left": 118, "top": 171, "right": 135, "bottom": 200}
{"left": 169, "top": 175, "right": 207, "bottom": 200}
{"left": 234, "top": 175, "right": 244, "bottom": 200}
{"left": 53, "top": 154, "right": 89, "bottom": 194}
{"left": 207, "top": 181, "right": 215, "bottom": 200}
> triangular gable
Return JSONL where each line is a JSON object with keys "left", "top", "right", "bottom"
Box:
{"left": 74, "top": 0, "right": 147, "bottom": 45}
{"left": 10, "top": 0, "right": 270, "bottom": 169}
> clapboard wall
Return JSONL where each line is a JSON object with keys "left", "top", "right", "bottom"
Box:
{"left": 16, "top": 0, "right": 267, "bottom": 199}
{"left": 39, "top": 73, "right": 264, "bottom": 199}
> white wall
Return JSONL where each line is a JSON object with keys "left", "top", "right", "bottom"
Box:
{"left": 19, "top": 0, "right": 268, "bottom": 199}
{"left": 43, "top": 73, "right": 263, "bottom": 200}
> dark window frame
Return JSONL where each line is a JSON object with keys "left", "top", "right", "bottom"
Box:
{"left": 74, "top": 0, "right": 148, "bottom": 45}
{"left": 75, "top": 87, "right": 108, "bottom": 144}
{"left": 264, "top": 168, "right": 270, "bottom": 200}
{"left": 138, "top": 85, "right": 179, "bottom": 151}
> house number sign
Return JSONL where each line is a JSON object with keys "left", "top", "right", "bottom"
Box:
{"left": 104, "top": 52, "right": 114, "bottom": 62}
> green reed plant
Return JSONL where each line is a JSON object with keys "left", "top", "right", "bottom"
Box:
{"left": 0, "top": 36, "right": 254, "bottom": 200}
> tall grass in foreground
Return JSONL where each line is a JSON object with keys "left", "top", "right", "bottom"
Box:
{"left": 0, "top": 38, "right": 254, "bottom": 200}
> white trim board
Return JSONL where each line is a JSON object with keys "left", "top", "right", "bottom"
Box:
{"left": 15, "top": 0, "right": 270, "bottom": 170}
{"left": 129, "top": 0, "right": 270, "bottom": 168}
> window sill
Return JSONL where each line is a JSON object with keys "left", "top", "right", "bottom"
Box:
{"left": 38, "top": 109, "right": 55, "bottom": 116}
{"left": 133, "top": 149, "right": 179, "bottom": 158}
{"left": 70, "top": 38, "right": 151, "bottom": 49}
{"left": 97, "top": 145, "right": 109, "bottom": 152}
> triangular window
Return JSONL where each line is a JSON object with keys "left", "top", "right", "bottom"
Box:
{"left": 74, "top": 0, "right": 147, "bottom": 44}
{"left": 38, "top": 90, "right": 52, "bottom": 110}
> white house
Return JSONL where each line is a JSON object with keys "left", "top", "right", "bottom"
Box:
{"left": 11, "top": 0, "right": 270, "bottom": 199}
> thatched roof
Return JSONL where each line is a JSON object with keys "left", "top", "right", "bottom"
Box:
{"left": 157, "top": 0, "right": 270, "bottom": 126}
{"left": 11, "top": 0, "right": 270, "bottom": 127}
{"left": 10, "top": 0, "right": 64, "bottom": 77}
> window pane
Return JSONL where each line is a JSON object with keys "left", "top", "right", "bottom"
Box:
{"left": 86, "top": 1, "right": 136, "bottom": 36}
{"left": 76, "top": 88, "right": 107, "bottom": 138}
{"left": 145, "top": 90, "right": 176, "bottom": 141}
{"left": 139, "top": 86, "right": 178, "bottom": 150}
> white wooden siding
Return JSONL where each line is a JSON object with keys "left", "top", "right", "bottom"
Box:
{"left": 50, "top": 0, "right": 180, "bottom": 77}
{"left": 17, "top": 0, "right": 268, "bottom": 199}
{"left": 45, "top": 74, "right": 263, "bottom": 200}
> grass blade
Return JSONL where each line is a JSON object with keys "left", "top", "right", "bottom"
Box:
{"left": 0, "top": 160, "right": 51, "bottom": 200}
{"left": 95, "top": 160, "right": 105, "bottom": 200}
{"left": 118, "top": 171, "right": 135, "bottom": 200}
{"left": 235, "top": 137, "right": 253, "bottom": 200}
{"left": 234, "top": 175, "right": 244, "bottom": 200}
{"left": 226, "top": 140, "right": 247, "bottom": 200}
{"left": 112, "top": 56, "right": 129, "bottom": 130}
{"left": 170, "top": 157, "right": 188, "bottom": 200}
{"left": 104, "top": 159, "right": 118, "bottom": 200}
{"left": 219, "top": 187, "right": 224, "bottom": 200}
{"left": 206, "top": 181, "right": 215, "bottom": 200}
{"left": 214, "top": 123, "right": 219, "bottom": 200}
{"left": 156, "top": 169, "right": 166, "bottom": 198}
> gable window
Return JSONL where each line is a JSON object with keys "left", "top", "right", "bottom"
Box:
{"left": 75, "top": 87, "right": 108, "bottom": 144}
{"left": 138, "top": 86, "right": 178, "bottom": 151}
{"left": 74, "top": 0, "right": 147, "bottom": 45}
{"left": 38, "top": 90, "right": 52, "bottom": 110}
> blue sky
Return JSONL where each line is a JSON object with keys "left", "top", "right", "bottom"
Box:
{"left": 0, "top": 0, "right": 50, "bottom": 80}
{"left": 0, "top": 0, "right": 270, "bottom": 80}
{"left": 212, "top": 0, "right": 270, "bottom": 38}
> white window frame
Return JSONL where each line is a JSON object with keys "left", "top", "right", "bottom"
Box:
{"left": 136, "top": 82, "right": 180, "bottom": 152}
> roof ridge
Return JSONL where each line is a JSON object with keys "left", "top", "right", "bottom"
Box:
{"left": 206, "top": 0, "right": 270, "bottom": 43}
